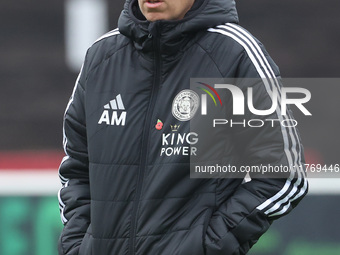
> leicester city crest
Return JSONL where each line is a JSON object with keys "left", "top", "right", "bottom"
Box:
{"left": 172, "top": 90, "right": 200, "bottom": 121}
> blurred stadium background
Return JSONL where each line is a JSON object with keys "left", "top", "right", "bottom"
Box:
{"left": 0, "top": 0, "right": 339, "bottom": 254}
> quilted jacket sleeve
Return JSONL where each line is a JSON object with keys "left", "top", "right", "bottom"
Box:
{"left": 204, "top": 34, "right": 308, "bottom": 255}
{"left": 58, "top": 63, "right": 91, "bottom": 255}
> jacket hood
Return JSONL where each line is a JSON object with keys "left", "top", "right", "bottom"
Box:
{"left": 118, "top": 0, "right": 239, "bottom": 55}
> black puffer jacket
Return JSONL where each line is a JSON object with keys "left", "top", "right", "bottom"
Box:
{"left": 58, "top": 0, "right": 308, "bottom": 254}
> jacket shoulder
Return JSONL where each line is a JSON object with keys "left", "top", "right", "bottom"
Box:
{"left": 84, "top": 29, "right": 130, "bottom": 72}
{"left": 199, "top": 23, "right": 246, "bottom": 57}
{"left": 198, "top": 23, "right": 279, "bottom": 77}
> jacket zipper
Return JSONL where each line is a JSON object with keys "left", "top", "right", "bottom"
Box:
{"left": 129, "top": 26, "right": 162, "bottom": 255}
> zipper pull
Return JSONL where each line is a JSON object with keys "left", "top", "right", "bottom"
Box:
{"left": 148, "top": 22, "right": 161, "bottom": 38}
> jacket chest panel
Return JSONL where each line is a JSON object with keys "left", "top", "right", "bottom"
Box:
{"left": 85, "top": 59, "right": 154, "bottom": 165}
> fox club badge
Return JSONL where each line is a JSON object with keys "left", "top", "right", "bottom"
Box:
{"left": 172, "top": 90, "right": 200, "bottom": 121}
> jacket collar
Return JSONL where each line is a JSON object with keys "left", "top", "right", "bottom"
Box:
{"left": 118, "top": 0, "right": 239, "bottom": 57}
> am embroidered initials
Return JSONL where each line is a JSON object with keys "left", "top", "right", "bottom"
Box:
{"left": 98, "top": 94, "right": 127, "bottom": 126}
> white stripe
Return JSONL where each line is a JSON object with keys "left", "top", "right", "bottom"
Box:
{"left": 226, "top": 23, "right": 301, "bottom": 171}
{"left": 58, "top": 156, "right": 70, "bottom": 185}
{"left": 116, "top": 94, "right": 125, "bottom": 110}
{"left": 58, "top": 186, "right": 66, "bottom": 208}
{"left": 93, "top": 29, "right": 120, "bottom": 44}
{"left": 265, "top": 177, "right": 302, "bottom": 215}
{"left": 60, "top": 25, "right": 117, "bottom": 223}
{"left": 208, "top": 26, "right": 294, "bottom": 212}
{"left": 58, "top": 181, "right": 69, "bottom": 224}
{"left": 219, "top": 24, "right": 305, "bottom": 214}
{"left": 59, "top": 176, "right": 67, "bottom": 185}
{"left": 290, "top": 173, "right": 308, "bottom": 203}
{"left": 58, "top": 156, "right": 69, "bottom": 223}
{"left": 227, "top": 24, "right": 308, "bottom": 212}
{"left": 223, "top": 24, "right": 308, "bottom": 214}
{"left": 59, "top": 25, "right": 117, "bottom": 224}
{"left": 60, "top": 207, "right": 68, "bottom": 224}
{"left": 58, "top": 188, "right": 67, "bottom": 223}
{"left": 63, "top": 65, "right": 83, "bottom": 155}
{"left": 61, "top": 66, "right": 83, "bottom": 224}
{"left": 222, "top": 26, "right": 303, "bottom": 168}
{"left": 208, "top": 26, "right": 294, "bottom": 166}
{"left": 269, "top": 172, "right": 308, "bottom": 217}
{"left": 59, "top": 172, "right": 68, "bottom": 183}
{"left": 110, "top": 99, "right": 118, "bottom": 110}
{"left": 226, "top": 23, "right": 302, "bottom": 166}
{"left": 208, "top": 24, "right": 307, "bottom": 216}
